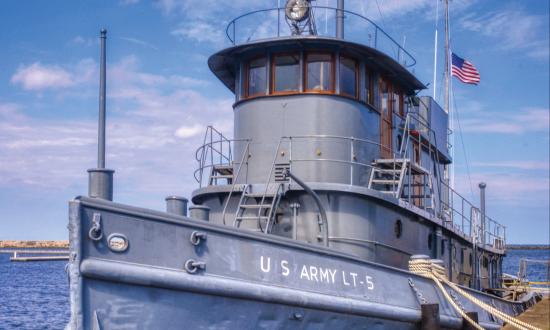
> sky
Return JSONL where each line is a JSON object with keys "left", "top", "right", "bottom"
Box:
{"left": 0, "top": 0, "right": 548, "bottom": 244}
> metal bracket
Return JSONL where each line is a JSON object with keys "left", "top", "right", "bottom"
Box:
{"left": 88, "top": 213, "right": 103, "bottom": 241}
{"left": 184, "top": 259, "right": 206, "bottom": 274}
{"left": 190, "top": 231, "right": 207, "bottom": 246}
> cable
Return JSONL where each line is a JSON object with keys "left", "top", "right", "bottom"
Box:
{"left": 451, "top": 88, "right": 476, "bottom": 201}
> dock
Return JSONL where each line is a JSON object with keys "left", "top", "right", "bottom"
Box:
{"left": 1, "top": 249, "right": 70, "bottom": 262}
{"left": 502, "top": 298, "right": 550, "bottom": 330}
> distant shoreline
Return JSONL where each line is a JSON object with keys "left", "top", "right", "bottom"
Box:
{"left": 0, "top": 240, "right": 547, "bottom": 250}
{"left": 505, "top": 244, "right": 550, "bottom": 250}
{"left": 0, "top": 240, "right": 68, "bottom": 249}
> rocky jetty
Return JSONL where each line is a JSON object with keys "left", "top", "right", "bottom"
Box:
{"left": 0, "top": 240, "right": 69, "bottom": 249}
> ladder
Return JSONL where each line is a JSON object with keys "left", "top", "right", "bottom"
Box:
{"left": 233, "top": 183, "right": 285, "bottom": 233}
{"left": 208, "top": 164, "right": 234, "bottom": 185}
{"left": 368, "top": 158, "right": 431, "bottom": 202}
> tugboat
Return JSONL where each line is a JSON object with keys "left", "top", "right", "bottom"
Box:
{"left": 67, "top": 1, "right": 540, "bottom": 329}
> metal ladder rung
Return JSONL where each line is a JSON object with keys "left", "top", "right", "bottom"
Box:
{"left": 372, "top": 179, "right": 400, "bottom": 184}
{"left": 239, "top": 204, "right": 272, "bottom": 209}
{"left": 236, "top": 216, "right": 269, "bottom": 221}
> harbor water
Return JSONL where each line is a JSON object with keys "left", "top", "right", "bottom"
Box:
{"left": 0, "top": 248, "right": 547, "bottom": 329}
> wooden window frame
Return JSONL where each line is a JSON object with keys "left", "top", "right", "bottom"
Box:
{"left": 365, "top": 67, "right": 374, "bottom": 106}
{"left": 304, "top": 52, "right": 335, "bottom": 94}
{"left": 244, "top": 56, "right": 268, "bottom": 99}
{"left": 378, "top": 76, "right": 393, "bottom": 114}
{"left": 338, "top": 55, "right": 359, "bottom": 99}
{"left": 271, "top": 52, "right": 301, "bottom": 95}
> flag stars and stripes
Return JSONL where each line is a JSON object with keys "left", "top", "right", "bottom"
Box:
{"left": 451, "top": 52, "right": 480, "bottom": 85}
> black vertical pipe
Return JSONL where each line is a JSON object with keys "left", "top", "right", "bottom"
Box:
{"left": 98, "top": 29, "right": 107, "bottom": 169}
{"left": 336, "top": 0, "right": 344, "bottom": 39}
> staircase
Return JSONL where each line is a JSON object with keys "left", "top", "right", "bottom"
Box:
{"left": 368, "top": 159, "right": 434, "bottom": 210}
{"left": 208, "top": 164, "right": 234, "bottom": 185}
{"left": 233, "top": 183, "right": 285, "bottom": 233}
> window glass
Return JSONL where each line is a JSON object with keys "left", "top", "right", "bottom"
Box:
{"left": 379, "top": 77, "right": 391, "bottom": 115}
{"left": 339, "top": 56, "right": 357, "bottom": 97}
{"left": 306, "top": 53, "right": 333, "bottom": 92}
{"left": 247, "top": 57, "right": 267, "bottom": 97}
{"left": 394, "top": 88, "right": 404, "bottom": 116}
{"left": 273, "top": 54, "right": 300, "bottom": 92}
{"left": 365, "top": 69, "right": 373, "bottom": 105}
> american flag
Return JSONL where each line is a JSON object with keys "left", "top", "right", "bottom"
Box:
{"left": 451, "top": 52, "right": 480, "bottom": 85}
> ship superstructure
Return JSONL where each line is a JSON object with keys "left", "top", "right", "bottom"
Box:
{"left": 192, "top": 2, "right": 505, "bottom": 291}
{"left": 66, "top": 2, "right": 539, "bottom": 330}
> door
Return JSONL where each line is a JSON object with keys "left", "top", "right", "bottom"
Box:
{"left": 379, "top": 78, "right": 393, "bottom": 158}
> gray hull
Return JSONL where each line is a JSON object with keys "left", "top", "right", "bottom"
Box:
{"left": 67, "top": 197, "right": 532, "bottom": 329}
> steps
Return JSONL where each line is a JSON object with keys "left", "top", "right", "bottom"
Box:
{"left": 208, "top": 164, "right": 234, "bottom": 185}
{"left": 233, "top": 184, "right": 285, "bottom": 233}
{"left": 368, "top": 158, "right": 435, "bottom": 210}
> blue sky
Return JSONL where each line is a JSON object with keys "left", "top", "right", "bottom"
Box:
{"left": 0, "top": 0, "right": 548, "bottom": 244}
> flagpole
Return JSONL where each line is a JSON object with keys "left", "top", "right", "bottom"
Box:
{"left": 432, "top": 0, "right": 439, "bottom": 99}
{"left": 444, "top": 0, "right": 450, "bottom": 114}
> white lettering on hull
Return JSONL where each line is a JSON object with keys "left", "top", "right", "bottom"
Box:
{"left": 259, "top": 255, "right": 375, "bottom": 291}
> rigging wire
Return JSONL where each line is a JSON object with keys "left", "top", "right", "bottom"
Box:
{"left": 451, "top": 87, "right": 476, "bottom": 201}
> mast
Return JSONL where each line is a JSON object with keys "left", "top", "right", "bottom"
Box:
{"left": 432, "top": 0, "right": 439, "bottom": 99}
{"left": 336, "top": 0, "right": 344, "bottom": 39}
{"left": 87, "top": 29, "right": 114, "bottom": 201}
{"left": 98, "top": 29, "right": 107, "bottom": 168}
{"left": 444, "top": 0, "right": 450, "bottom": 114}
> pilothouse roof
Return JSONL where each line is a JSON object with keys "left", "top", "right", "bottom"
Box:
{"left": 209, "top": 4, "right": 425, "bottom": 94}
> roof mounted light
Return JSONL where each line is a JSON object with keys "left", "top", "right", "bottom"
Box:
{"left": 285, "top": 0, "right": 310, "bottom": 22}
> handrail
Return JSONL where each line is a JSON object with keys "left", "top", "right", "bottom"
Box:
{"left": 193, "top": 128, "right": 505, "bottom": 248}
{"left": 225, "top": 6, "right": 416, "bottom": 68}
{"left": 221, "top": 141, "right": 251, "bottom": 225}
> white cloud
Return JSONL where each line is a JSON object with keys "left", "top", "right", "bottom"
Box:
{"left": 1, "top": 55, "right": 233, "bottom": 206}
{"left": 10, "top": 59, "right": 96, "bottom": 91}
{"left": 171, "top": 22, "right": 225, "bottom": 45}
{"left": 119, "top": 37, "right": 159, "bottom": 51}
{"left": 472, "top": 161, "right": 549, "bottom": 171}
{"left": 454, "top": 171, "right": 549, "bottom": 206}
{"left": 70, "top": 36, "right": 97, "bottom": 47}
{"left": 11, "top": 63, "right": 75, "bottom": 91}
{"left": 459, "top": 7, "right": 549, "bottom": 59}
{"left": 460, "top": 107, "right": 549, "bottom": 134}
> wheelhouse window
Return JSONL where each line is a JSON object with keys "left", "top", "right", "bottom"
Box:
{"left": 379, "top": 77, "right": 392, "bottom": 116}
{"left": 339, "top": 56, "right": 357, "bottom": 97}
{"left": 273, "top": 54, "right": 300, "bottom": 93}
{"left": 305, "top": 53, "right": 334, "bottom": 92}
{"left": 365, "top": 68, "right": 374, "bottom": 105}
{"left": 247, "top": 57, "right": 267, "bottom": 97}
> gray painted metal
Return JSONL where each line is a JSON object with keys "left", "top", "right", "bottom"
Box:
{"left": 189, "top": 205, "right": 210, "bottom": 221}
{"left": 97, "top": 29, "right": 107, "bottom": 169}
{"left": 87, "top": 168, "right": 114, "bottom": 201}
{"left": 66, "top": 197, "right": 532, "bottom": 329}
{"left": 87, "top": 29, "right": 114, "bottom": 201}
{"left": 479, "top": 182, "right": 486, "bottom": 246}
{"left": 165, "top": 196, "right": 188, "bottom": 216}
{"left": 336, "top": 0, "right": 345, "bottom": 39}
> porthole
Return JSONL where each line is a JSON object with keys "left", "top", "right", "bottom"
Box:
{"left": 394, "top": 219, "right": 402, "bottom": 238}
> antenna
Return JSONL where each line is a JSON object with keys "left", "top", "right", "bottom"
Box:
{"left": 88, "top": 29, "right": 115, "bottom": 201}
{"left": 336, "top": 0, "right": 344, "bottom": 39}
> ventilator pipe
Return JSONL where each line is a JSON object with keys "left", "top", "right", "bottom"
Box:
{"left": 284, "top": 170, "right": 329, "bottom": 247}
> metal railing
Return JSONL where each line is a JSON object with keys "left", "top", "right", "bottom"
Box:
{"left": 225, "top": 6, "right": 416, "bottom": 68}
{"left": 194, "top": 125, "right": 506, "bottom": 249}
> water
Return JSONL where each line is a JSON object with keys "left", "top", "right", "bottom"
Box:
{"left": 0, "top": 253, "right": 69, "bottom": 329}
{"left": 0, "top": 248, "right": 548, "bottom": 328}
